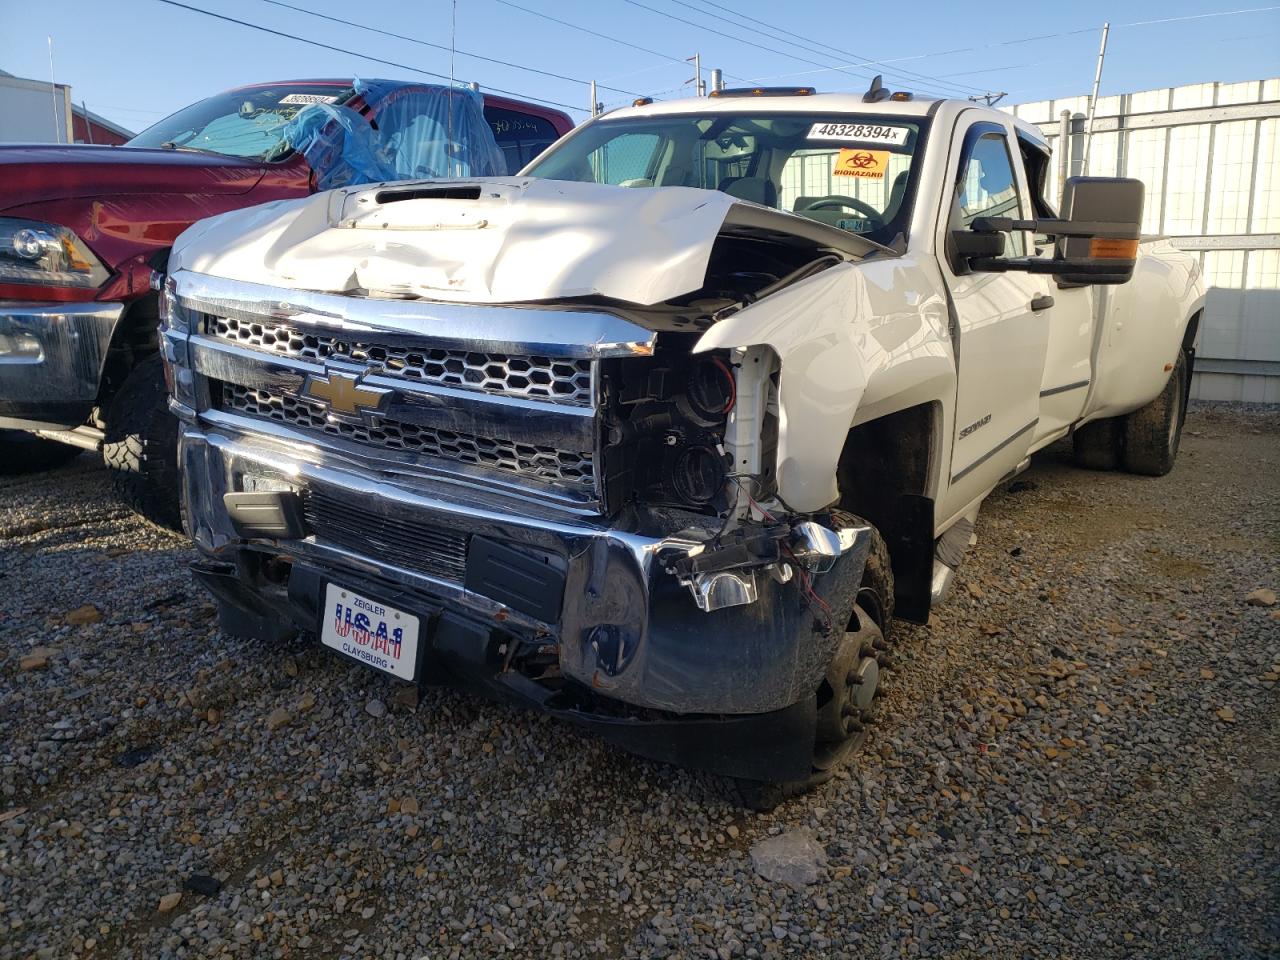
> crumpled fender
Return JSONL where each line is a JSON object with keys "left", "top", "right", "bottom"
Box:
{"left": 695, "top": 258, "right": 953, "bottom": 512}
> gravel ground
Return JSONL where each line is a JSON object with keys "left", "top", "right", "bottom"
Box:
{"left": 1, "top": 406, "right": 1277, "bottom": 960}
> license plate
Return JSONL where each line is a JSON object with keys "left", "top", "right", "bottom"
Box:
{"left": 320, "top": 583, "right": 420, "bottom": 681}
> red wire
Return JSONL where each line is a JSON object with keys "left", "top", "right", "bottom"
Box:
{"left": 746, "top": 488, "right": 775, "bottom": 523}
{"left": 782, "top": 543, "right": 834, "bottom": 632}
{"left": 711, "top": 355, "right": 736, "bottom": 414}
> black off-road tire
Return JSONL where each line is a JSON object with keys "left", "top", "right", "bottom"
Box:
{"left": 103, "top": 354, "right": 181, "bottom": 531}
{"left": 734, "top": 517, "right": 894, "bottom": 812}
{"left": 1121, "top": 349, "right": 1189, "bottom": 477}
{"left": 0, "top": 430, "right": 83, "bottom": 475}
{"left": 1072, "top": 417, "right": 1122, "bottom": 471}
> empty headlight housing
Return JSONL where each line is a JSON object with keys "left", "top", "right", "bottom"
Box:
{"left": 0, "top": 217, "right": 109, "bottom": 289}
{"left": 600, "top": 346, "right": 735, "bottom": 514}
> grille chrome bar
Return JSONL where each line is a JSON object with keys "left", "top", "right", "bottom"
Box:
{"left": 172, "top": 270, "right": 657, "bottom": 359}
{"left": 304, "top": 487, "right": 469, "bottom": 583}
{"left": 188, "top": 335, "right": 598, "bottom": 452}
{"left": 210, "top": 314, "right": 594, "bottom": 406}
{"left": 174, "top": 269, "right": 615, "bottom": 510}
{"left": 223, "top": 383, "right": 595, "bottom": 489}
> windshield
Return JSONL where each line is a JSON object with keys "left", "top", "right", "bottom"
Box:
{"left": 524, "top": 112, "right": 928, "bottom": 245}
{"left": 127, "top": 83, "right": 355, "bottom": 160}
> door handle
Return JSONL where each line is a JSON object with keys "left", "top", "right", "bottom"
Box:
{"left": 1030, "top": 295, "right": 1055, "bottom": 312}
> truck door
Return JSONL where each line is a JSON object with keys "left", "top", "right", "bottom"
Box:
{"left": 1015, "top": 134, "right": 1097, "bottom": 444}
{"left": 939, "top": 119, "right": 1053, "bottom": 513}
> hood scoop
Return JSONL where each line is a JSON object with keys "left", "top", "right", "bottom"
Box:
{"left": 375, "top": 185, "right": 483, "bottom": 203}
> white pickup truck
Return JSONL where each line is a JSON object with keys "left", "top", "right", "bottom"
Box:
{"left": 161, "top": 82, "right": 1205, "bottom": 806}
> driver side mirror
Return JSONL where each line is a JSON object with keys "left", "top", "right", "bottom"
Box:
{"left": 957, "top": 177, "right": 1145, "bottom": 285}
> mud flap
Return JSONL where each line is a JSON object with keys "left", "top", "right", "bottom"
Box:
{"left": 886, "top": 494, "right": 934, "bottom": 624}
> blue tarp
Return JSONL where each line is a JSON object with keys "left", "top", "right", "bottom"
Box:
{"left": 283, "top": 79, "right": 507, "bottom": 190}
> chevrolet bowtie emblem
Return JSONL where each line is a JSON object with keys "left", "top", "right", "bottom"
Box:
{"left": 300, "top": 369, "right": 390, "bottom": 418}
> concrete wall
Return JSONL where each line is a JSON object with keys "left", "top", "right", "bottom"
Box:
{"left": 1006, "top": 79, "right": 1280, "bottom": 403}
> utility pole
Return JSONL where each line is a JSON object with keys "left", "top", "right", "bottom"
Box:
{"left": 1080, "top": 21, "right": 1110, "bottom": 176}
{"left": 968, "top": 91, "right": 1007, "bottom": 107}
{"left": 1058, "top": 109, "right": 1071, "bottom": 203}
{"left": 687, "top": 54, "right": 705, "bottom": 97}
{"left": 590, "top": 80, "right": 600, "bottom": 117}
{"left": 710, "top": 68, "right": 724, "bottom": 93}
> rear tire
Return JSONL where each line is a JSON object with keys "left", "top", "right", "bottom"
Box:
{"left": 1072, "top": 417, "right": 1121, "bottom": 471}
{"left": 1121, "top": 349, "right": 1188, "bottom": 477}
{"left": 733, "top": 517, "right": 894, "bottom": 812}
{"left": 0, "top": 430, "right": 82, "bottom": 475}
{"left": 103, "top": 354, "right": 181, "bottom": 531}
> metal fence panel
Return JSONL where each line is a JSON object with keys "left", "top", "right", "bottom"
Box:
{"left": 1007, "top": 78, "right": 1280, "bottom": 402}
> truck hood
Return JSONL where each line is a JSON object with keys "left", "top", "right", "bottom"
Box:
{"left": 0, "top": 143, "right": 268, "bottom": 208}
{"left": 170, "top": 177, "right": 885, "bottom": 307}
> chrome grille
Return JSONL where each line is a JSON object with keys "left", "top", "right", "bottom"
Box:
{"left": 209, "top": 315, "right": 593, "bottom": 406}
{"left": 221, "top": 384, "right": 595, "bottom": 488}
{"left": 304, "top": 488, "right": 468, "bottom": 582}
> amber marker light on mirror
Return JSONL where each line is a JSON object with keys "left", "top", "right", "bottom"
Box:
{"left": 1090, "top": 238, "right": 1140, "bottom": 259}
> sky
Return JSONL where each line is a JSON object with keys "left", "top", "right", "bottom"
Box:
{"left": 1, "top": 0, "right": 1278, "bottom": 135}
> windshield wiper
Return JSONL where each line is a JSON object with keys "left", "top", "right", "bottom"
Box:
{"left": 157, "top": 142, "right": 221, "bottom": 156}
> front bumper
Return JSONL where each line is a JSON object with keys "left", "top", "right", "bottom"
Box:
{"left": 181, "top": 422, "right": 870, "bottom": 718}
{"left": 0, "top": 300, "right": 122, "bottom": 430}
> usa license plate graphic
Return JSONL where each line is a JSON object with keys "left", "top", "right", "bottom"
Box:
{"left": 320, "top": 584, "right": 420, "bottom": 682}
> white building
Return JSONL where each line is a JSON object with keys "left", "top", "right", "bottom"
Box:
{"left": 0, "top": 69, "right": 133, "bottom": 145}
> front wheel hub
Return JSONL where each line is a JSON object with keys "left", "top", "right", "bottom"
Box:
{"left": 848, "top": 655, "right": 879, "bottom": 712}
{"left": 814, "top": 602, "right": 885, "bottom": 749}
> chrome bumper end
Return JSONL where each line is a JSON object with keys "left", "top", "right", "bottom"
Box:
{"left": 0, "top": 301, "right": 122, "bottom": 430}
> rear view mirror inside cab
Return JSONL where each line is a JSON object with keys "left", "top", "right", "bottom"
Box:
{"left": 956, "top": 176, "right": 1145, "bottom": 286}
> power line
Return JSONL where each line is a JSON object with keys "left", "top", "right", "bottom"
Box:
{"left": 493, "top": 0, "right": 752, "bottom": 84}
{"left": 256, "top": 0, "right": 647, "bottom": 98}
{"left": 679, "top": 0, "right": 992, "bottom": 96}
{"left": 623, "top": 0, "right": 964, "bottom": 100}
{"left": 745, "top": 4, "right": 1280, "bottom": 87}
{"left": 147, "top": 0, "right": 586, "bottom": 113}
{"left": 1120, "top": 4, "right": 1280, "bottom": 27}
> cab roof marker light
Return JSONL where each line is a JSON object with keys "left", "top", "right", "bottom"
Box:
{"left": 709, "top": 86, "right": 816, "bottom": 98}
{"left": 633, "top": 97, "right": 653, "bottom": 107}
{"left": 890, "top": 91, "right": 914, "bottom": 102}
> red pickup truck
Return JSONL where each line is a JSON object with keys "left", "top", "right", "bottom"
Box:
{"left": 0, "top": 78, "right": 572, "bottom": 526}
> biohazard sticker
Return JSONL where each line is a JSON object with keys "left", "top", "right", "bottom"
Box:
{"left": 833, "top": 148, "right": 889, "bottom": 179}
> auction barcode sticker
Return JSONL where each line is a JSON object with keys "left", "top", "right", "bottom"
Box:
{"left": 807, "top": 122, "right": 909, "bottom": 145}
{"left": 280, "top": 93, "right": 340, "bottom": 105}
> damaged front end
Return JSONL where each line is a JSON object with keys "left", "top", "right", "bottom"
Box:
{"left": 165, "top": 178, "right": 883, "bottom": 781}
